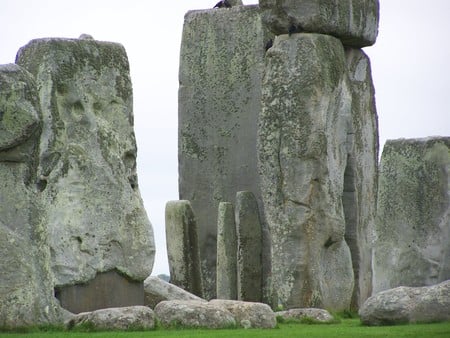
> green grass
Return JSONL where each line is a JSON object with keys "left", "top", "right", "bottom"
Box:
{"left": 0, "top": 320, "right": 449, "bottom": 338}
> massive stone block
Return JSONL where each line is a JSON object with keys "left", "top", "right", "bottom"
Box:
{"left": 258, "top": 33, "right": 354, "bottom": 310}
{"left": 165, "top": 200, "right": 203, "bottom": 297}
{"left": 344, "top": 48, "right": 379, "bottom": 309}
{"left": 15, "top": 38, "right": 155, "bottom": 306}
{"left": 260, "top": 0, "right": 380, "bottom": 47}
{"left": 0, "top": 64, "right": 61, "bottom": 326}
{"left": 178, "top": 5, "right": 271, "bottom": 299}
{"left": 373, "top": 138, "right": 450, "bottom": 293}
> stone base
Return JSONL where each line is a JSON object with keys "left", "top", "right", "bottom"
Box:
{"left": 55, "top": 270, "right": 144, "bottom": 314}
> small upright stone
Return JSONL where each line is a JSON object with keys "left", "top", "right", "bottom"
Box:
{"left": 216, "top": 202, "right": 238, "bottom": 300}
{"left": 165, "top": 200, "right": 203, "bottom": 297}
{"left": 235, "top": 191, "right": 263, "bottom": 302}
{"left": 260, "top": 0, "right": 380, "bottom": 47}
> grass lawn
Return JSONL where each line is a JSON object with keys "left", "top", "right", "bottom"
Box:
{"left": 1, "top": 320, "right": 450, "bottom": 338}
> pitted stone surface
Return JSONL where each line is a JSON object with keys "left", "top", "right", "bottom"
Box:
{"left": 277, "top": 308, "right": 334, "bottom": 323}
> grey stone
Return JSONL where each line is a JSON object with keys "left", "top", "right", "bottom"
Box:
{"left": 144, "top": 276, "right": 205, "bottom": 309}
{"left": 216, "top": 202, "right": 238, "bottom": 300}
{"left": 165, "top": 200, "right": 203, "bottom": 297}
{"left": 235, "top": 191, "right": 263, "bottom": 302}
{"left": 67, "top": 306, "right": 155, "bottom": 331}
{"left": 178, "top": 5, "right": 271, "bottom": 299}
{"left": 154, "top": 300, "right": 236, "bottom": 329}
{"left": 210, "top": 299, "right": 276, "bottom": 328}
{"left": 359, "top": 280, "right": 450, "bottom": 326}
{"left": 0, "top": 64, "right": 61, "bottom": 327}
{"left": 258, "top": 33, "right": 354, "bottom": 311}
{"left": 373, "top": 138, "right": 450, "bottom": 293}
{"left": 16, "top": 37, "right": 155, "bottom": 309}
{"left": 344, "top": 48, "right": 379, "bottom": 309}
{"left": 277, "top": 308, "right": 334, "bottom": 323}
{"left": 260, "top": 0, "right": 380, "bottom": 47}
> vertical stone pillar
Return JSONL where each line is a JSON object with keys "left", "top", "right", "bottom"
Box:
{"left": 165, "top": 200, "right": 203, "bottom": 297}
{"left": 216, "top": 202, "right": 237, "bottom": 300}
{"left": 235, "top": 191, "right": 263, "bottom": 302}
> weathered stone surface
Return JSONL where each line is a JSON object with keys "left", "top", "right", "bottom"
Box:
{"left": 144, "top": 276, "right": 205, "bottom": 309}
{"left": 16, "top": 38, "right": 155, "bottom": 297}
{"left": 67, "top": 306, "right": 155, "bottom": 331}
{"left": 373, "top": 138, "right": 450, "bottom": 293}
{"left": 0, "top": 64, "right": 61, "bottom": 327}
{"left": 235, "top": 191, "right": 263, "bottom": 302}
{"left": 359, "top": 280, "right": 450, "bottom": 326}
{"left": 179, "top": 5, "right": 271, "bottom": 299}
{"left": 165, "top": 200, "right": 203, "bottom": 297}
{"left": 344, "top": 48, "right": 379, "bottom": 309}
{"left": 210, "top": 299, "right": 276, "bottom": 328}
{"left": 277, "top": 308, "right": 334, "bottom": 323}
{"left": 260, "top": 0, "right": 379, "bottom": 47}
{"left": 216, "top": 202, "right": 238, "bottom": 300}
{"left": 258, "top": 33, "right": 354, "bottom": 310}
{"left": 154, "top": 300, "right": 236, "bottom": 329}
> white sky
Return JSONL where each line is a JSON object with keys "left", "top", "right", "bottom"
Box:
{"left": 1, "top": 1, "right": 449, "bottom": 276}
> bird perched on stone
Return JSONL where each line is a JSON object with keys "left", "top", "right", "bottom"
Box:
{"left": 214, "top": 0, "right": 232, "bottom": 8}
{"left": 288, "top": 24, "right": 304, "bottom": 36}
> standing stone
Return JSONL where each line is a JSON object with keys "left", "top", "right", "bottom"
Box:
{"left": 179, "top": 5, "right": 271, "bottom": 299}
{"left": 165, "top": 200, "right": 203, "bottom": 297}
{"left": 344, "top": 48, "right": 379, "bottom": 309}
{"left": 258, "top": 33, "right": 354, "bottom": 310}
{"left": 216, "top": 202, "right": 238, "bottom": 300}
{"left": 0, "top": 64, "right": 61, "bottom": 326}
{"left": 260, "top": 0, "right": 380, "bottom": 47}
{"left": 373, "top": 138, "right": 450, "bottom": 293}
{"left": 235, "top": 191, "right": 263, "bottom": 302}
{"left": 16, "top": 38, "right": 155, "bottom": 311}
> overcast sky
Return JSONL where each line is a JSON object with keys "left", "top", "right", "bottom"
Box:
{"left": 1, "top": 1, "right": 449, "bottom": 276}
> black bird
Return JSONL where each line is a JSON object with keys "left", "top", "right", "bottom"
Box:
{"left": 265, "top": 39, "right": 273, "bottom": 52}
{"left": 288, "top": 24, "right": 304, "bottom": 36}
{"left": 214, "top": 0, "right": 232, "bottom": 8}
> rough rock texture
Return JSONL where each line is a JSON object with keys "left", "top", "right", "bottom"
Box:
{"left": 258, "top": 33, "right": 354, "bottom": 310}
{"left": 277, "top": 308, "right": 334, "bottom": 323}
{"left": 373, "top": 138, "right": 450, "bottom": 293}
{"left": 359, "top": 280, "right": 450, "bottom": 326}
{"left": 0, "top": 64, "right": 61, "bottom": 326}
{"left": 344, "top": 48, "right": 379, "bottom": 309}
{"left": 210, "top": 299, "right": 276, "bottom": 328}
{"left": 216, "top": 202, "right": 238, "bottom": 300}
{"left": 154, "top": 300, "right": 236, "bottom": 329}
{"left": 67, "top": 306, "right": 155, "bottom": 331}
{"left": 16, "top": 38, "right": 155, "bottom": 290}
{"left": 165, "top": 200, "right": 203, "bottom": 297}
{"left": 144, "top": 276, "right": 205, "bottom": 309}
{"left": 235, "top": 191, "right": 263, "bottom": 302}
{"left": 260, "top": 0, "right": 379, "bottom": 47}
{"left": 179, "top": 5, "right": 271, "bottom": 299}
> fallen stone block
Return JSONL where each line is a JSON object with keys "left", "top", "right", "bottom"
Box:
{"left": 276, "top": 308, "right": 334, "bottom": 323}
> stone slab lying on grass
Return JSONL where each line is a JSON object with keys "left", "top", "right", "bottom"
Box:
{"left": 276, "top": 308, "right": 334, "bottom": 323}
{"left": 154, "top": 300, "right": 236, "bottom": 329}
{"left": 210, "top": 299, "right": 276, "bottom": 328}
{"left": 144, "top": 276, "right": 205, "bottom": 309}
{"left": 66, "top": 306, "right": 155, "bottom": 331}
{"left": 359, "top": 280, "right": 450, "bottom": 326}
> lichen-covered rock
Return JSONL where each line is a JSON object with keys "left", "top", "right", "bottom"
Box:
{"left": 179, "top": 5, "right": 271, "bottom": 299}
{"left": 210, "top": 299, "right": 276, "bottom": 328}
{"left": 373, "top": 138, "right": 450, "bottom": 293}
{"left": 260, "top": 0, "right": 379, "bottom": 47}
{"left": 359, "top": 280, "right": 450, "bottom": 326}
{"left": 144, "top": 276, "right": 205, "bottom": 309}
{"left": 67, "top": 306, "right": 155, "bottom": 331}
{"left": 344, "top": 48, "right": 379, "bottom": 309}
{"left": 154, "top": 300, "right": 236, "bottom": 329}
{"left": 276, "top": 308, "right": 334, "bottom": 323}
{"left": 0, "top": 64, "right": 61, "bottom": 326}
{"left": 16, "top": 38, "right": 155, "bottom": 287}
{"left": 165, "top": 200, "right": 203, "bottom": 297}
{"left": 258, "top": 33, "right": 354, "bottom": 311}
